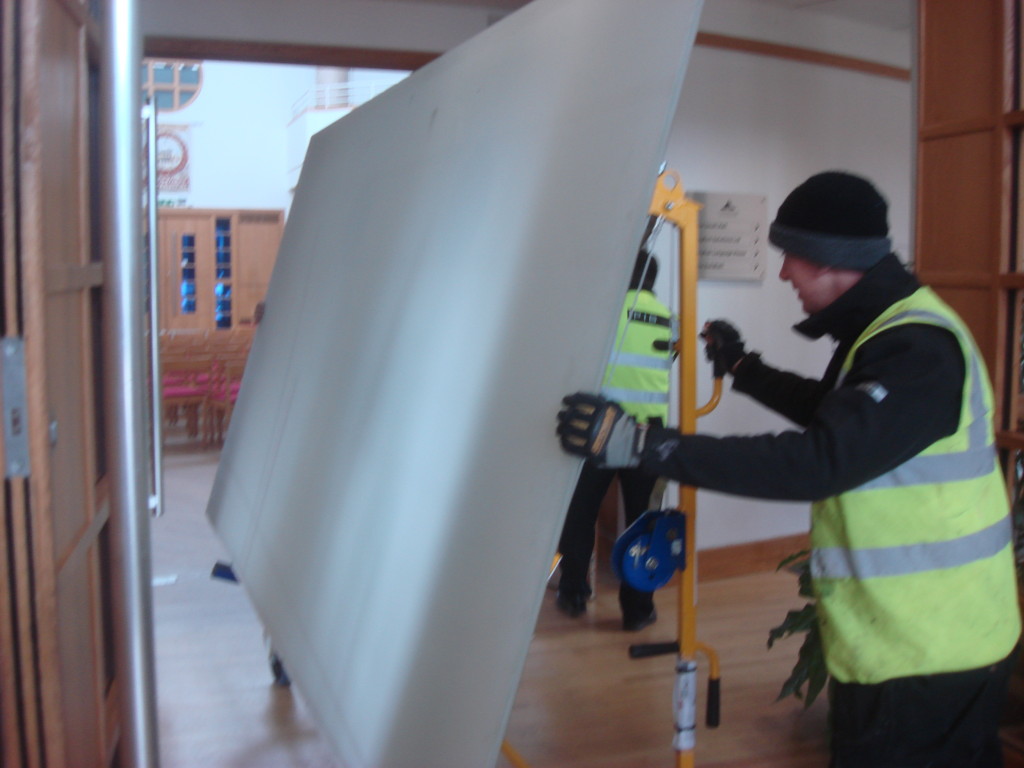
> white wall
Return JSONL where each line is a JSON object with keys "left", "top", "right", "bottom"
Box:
{"left": 699, "top": 0, "right": 910, "bottom": 68}
{"left": 143, "top": 0, "right": 914, "bottom": 551}
{"left": 286, "top": 69, "right": 410, "bottom": 191}
{"left": 157, "top": 63, "right": 410, "bottom": 210}
{"left": 160, "top": 61, "right": 313, "bottom": 209}
{"left": 663, "top": 39, "right": 912, "bottom": 549}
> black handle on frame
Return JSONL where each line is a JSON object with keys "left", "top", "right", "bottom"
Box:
{"left": 628, "top": 640, "right": 679, "bottom": 659}
{"left": 706, "top": 676, "right": 721, "bottom": 728}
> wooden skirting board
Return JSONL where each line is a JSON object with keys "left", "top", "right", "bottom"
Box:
{"left": 697, "top": 532, "right": 810, "bottom": 582}
{"left": 597, "top": 528, "right": 811, "bottom": 583}
{"left": 594, "top": 480, "right": 809, "bottom": 583}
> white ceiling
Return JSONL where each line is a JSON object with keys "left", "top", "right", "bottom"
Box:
{"left": 375, "top": 0, "right": 530, "bottom": 8}
{"left": 379, "top": 0, "right": 914, "bottom": 32}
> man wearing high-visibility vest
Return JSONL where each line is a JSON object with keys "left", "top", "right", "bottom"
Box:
{"left": 556, "top": 248, "right": 673, "bottom": 631}
{"left": 557, "top": 171, "right": 1021, "bottom": 766}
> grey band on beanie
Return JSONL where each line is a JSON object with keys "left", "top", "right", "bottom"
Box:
{"left": 769, "top": 222, "right": 891, "bottom": 270}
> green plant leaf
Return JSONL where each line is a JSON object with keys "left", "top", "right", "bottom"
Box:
{"left": 775, "top": 549, "right": 810, "bottom": 572}
{"left": 766, "top": 603, "right": 816, "bottom": 648}
{"left": 776, "top": 550, "right": 815, "bottom": 598}
{"left": 797, "top": 561, "right": 815, "bottom": 599}
{"left": 794, "top": 623, "right": 828, "bottom": 708}
{"left": 776, "top": 660, "right": 808, "bottom": 701}
{"left": 769, "top": 551, "right": 831, "bottom": 709}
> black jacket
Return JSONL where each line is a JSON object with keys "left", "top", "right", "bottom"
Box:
{"left": 640, "top": 255, "right": 966, "bottom": 501}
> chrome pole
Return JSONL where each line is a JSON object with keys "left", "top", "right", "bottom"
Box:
{"left": 101, "top": 0, "right": 160, "bottom": 764}
{"left": 143, "top": 102, "right": 164, "bottom": 517}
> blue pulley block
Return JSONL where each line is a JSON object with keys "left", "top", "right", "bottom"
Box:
{"left": 611, "top": 509, "right": 687, "bottom": 592}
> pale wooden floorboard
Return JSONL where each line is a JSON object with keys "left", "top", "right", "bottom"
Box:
{"left": 154, "top": 446, "right": 828, "bottom": 767}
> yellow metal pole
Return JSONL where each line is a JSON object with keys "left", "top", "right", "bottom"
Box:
{"left": 648, "top": 171, "right": 712, "bottom": 768}
{"left": 500, "top": 739, "right": 532, "bottom": 768}
{"left": 695, "top": 377, "right": 723, "bottom": 418}
{"left": 678, "top": 179, "right": 701, "bottom": 768}
{"left": 503, "top": 172, "right": 711, "bottom": 768}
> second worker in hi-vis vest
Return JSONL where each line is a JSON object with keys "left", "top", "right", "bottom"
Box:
{"left": 556, "top": 249, "right": 673, "bottom": 631}
{"left": 557, "top": 171, "right": 1021, "bottom": 767}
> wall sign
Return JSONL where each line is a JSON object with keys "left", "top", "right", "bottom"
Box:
{"left": 692, "top": 191, "right": 767, "bottom": 281}
{"left": 156, "top": 124, "right": 191, "bottom": 194}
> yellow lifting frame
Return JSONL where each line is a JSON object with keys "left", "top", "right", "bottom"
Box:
{"left": 504, "top": 171, "right": 722, "bottom": 768}
{"left": 647, "top": 169, "right": 722, "bottom": 768}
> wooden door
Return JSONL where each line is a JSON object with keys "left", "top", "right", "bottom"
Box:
{"left": 916, "top": 0, "right": 1006, "bottom": 399}
{"left": 235, "top": 210, "right": 283, "bottom": 326}
{"left": 917, "top": 1, "right": 1024, "bottom": 758}
{"left": 158, "top": 210, "right": 216, "bottom": 332}
{"left": 1, "top": 0, "right": 122, "bottom": 766}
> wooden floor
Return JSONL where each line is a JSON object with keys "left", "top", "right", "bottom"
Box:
{"left": 154, "top": 445, "right": 829, "bottom": 768}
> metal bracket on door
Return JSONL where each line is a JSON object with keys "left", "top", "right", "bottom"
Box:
{"left": 2, "top": 337, "right": 31, "bottom": 478}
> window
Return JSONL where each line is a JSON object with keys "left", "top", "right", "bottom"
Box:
{"left": 179, "top": 233, "right": 197, "bottom": 314}
{"left": 142, "top": 60, "right": 203, "bottom": 112}
{"left": 214, "top": 218, "right": 232, "bottom": 329}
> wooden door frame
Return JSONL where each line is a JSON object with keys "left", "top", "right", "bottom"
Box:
{"left": 916, "top": 2, "right": 1019, "bottom": 448}
{"left": 2, "top": 0, "right": 129, "bottom": 765}
{"left": 141, "top": 29, "right": 910, "bottom": 79}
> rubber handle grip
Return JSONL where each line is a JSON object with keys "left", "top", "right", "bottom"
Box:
{"left": 628, "top": 641, "right": 680, "bottom": 659}
{"left": 706, "top": 677, "right": 721, "bottom": 727}
{"left": 712, "top": 356, "right": 728, "bottom": 379}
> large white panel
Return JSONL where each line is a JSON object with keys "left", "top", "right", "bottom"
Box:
{"left": 206, "top": 1, "right": 703, "bottom": 765}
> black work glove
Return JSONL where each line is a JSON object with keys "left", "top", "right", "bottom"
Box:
{"left": 701, "top": 319, "right": 746, "bottom": 377}
{"left": 556, "top": 392, "right": 645, "bottom": 469}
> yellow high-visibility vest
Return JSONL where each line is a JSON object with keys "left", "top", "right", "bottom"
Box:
{"left": 812, "top": 287, "right": 1021, "bottom": 683}
{"left": 601, "top": 290, "right": 672, "bottom": 424}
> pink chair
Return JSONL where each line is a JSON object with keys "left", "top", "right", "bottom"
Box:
{"left": 205, "top": 359, "right": 246, "bottom": 444}
{"left": 161, "top": 359, "right": 211, "bottom": 439}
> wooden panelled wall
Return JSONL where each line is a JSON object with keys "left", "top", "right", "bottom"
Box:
{"left": 916, "top": 2, "right": 1024, "bottom": 758}
{"left": 917, "top": 1, "right": 1013, "bottom": 428}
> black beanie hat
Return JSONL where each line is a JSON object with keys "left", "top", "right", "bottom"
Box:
{"left": 768, "top": 171, "right": 892, "bottom": 270}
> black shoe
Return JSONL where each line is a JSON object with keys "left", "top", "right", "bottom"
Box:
{"left": 556, "top": 591, "right": 588, "bottom": 618}
{"left": 622, "top": 608, "right": 657, "bottom": 632}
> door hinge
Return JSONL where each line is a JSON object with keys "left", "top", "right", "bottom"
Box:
{"left": 2, "top": 338, "right": 31, "bottom": 478}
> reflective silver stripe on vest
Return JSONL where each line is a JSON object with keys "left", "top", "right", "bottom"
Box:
{"left": 612, "top": 351, "right": 673, "bottom": 371}
{"left": 812, "top": 513, "right": 1012, "bottom": 579}
{"left": 600, "top": 386, "right": 670, "bottom": 405}
{"left": 855, "top": 445, "right": 997, "bottom": 490}
{"left": 847, "top": 309, "right": 995, "bottom": 491}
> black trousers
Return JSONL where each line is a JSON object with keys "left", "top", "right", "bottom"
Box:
{"left": 557, "top": 460, "right": 661, "bottom": 621}
{"left": 829, "top": 647, "right": 1018, "bottom": 768}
